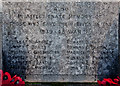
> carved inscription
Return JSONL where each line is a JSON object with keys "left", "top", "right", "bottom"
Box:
{"left": 2, "top": 2, "right": 119, "bottom": 81}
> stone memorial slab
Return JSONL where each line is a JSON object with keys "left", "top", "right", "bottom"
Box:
{"left": 2, "top": 0, "right": 119, "bottom": 82}
{"left": 0, "top": 0, "right": 2, "bottom": 84}
{"left": 0, "top": 13, "right": 2, "bottom": 70}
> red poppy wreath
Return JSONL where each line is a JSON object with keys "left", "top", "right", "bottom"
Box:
{"left": 0, "top": 69, "right": 25, "bottom": 86}
{"left": 98, "top": 76, "right": 120, "bottom": 86}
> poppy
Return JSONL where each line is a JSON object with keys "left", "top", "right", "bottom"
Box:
{"left": 114, "top": 78, "right": 119, "bottom": 83}
{"left": 98, "top": 78, "right": 119, "bottom": 86}
{"left": 97, "top": 80, "right": 106, "bottom": 86}
{"left": 9, "top": 75, "right": 17, "bottom": 84}
{"left": 2, "top": 72, "right": 12, "bottom": 85}
{"left": 0, "top": 70, "right": 3, "bottom": 85}
{"left": 10, "top": 76, "right": 25, "bottom": 86}
{"left": 0, "top": 69, "right": 25, "bottom": 86}
{"left": 104, "top": 78, "right": 117, "bottom": 84}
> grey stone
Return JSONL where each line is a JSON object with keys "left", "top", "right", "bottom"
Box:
{"left": 2, "top": 1, "right": 119, "bottom": 82}
{"left": 0, "top": 12, "right": 2, "bottom": 70}
{"left": 0, "top": 12, "right": 2, "bottom": 85}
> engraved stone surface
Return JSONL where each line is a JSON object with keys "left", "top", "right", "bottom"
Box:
{"left": 0, "top": 12, "right": 2, "bottom": 70}
{"left": 2, "top": 1, "right": 119, "bottom": 82}
{"left": 0, "top": 11, "right": 2, "bottom": 86}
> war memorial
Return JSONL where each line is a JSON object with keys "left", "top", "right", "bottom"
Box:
{"left": 0, "top": 0, "right": 120, "bottom": 85}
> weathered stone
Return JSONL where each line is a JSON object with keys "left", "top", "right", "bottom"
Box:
{"left": 2, "top": 1, "right": 119, "bottom": 82}
{"left": 0, "top": 12, "right": 2, "bottom": 86}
